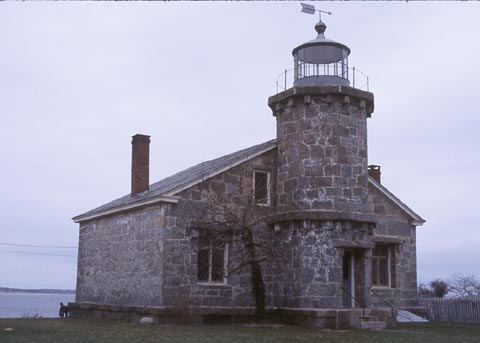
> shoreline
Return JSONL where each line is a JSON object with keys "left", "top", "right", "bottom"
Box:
{"left": 0, "top": 287, "right": 75, "bottom": 295}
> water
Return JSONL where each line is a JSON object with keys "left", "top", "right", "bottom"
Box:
{"left": 0, "top": 292, "right": 75, "bottom": 318}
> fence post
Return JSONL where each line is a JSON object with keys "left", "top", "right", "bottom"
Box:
{"left": 284, "top": 69, "right": 287, "bottom": 91}
{"left": 421, "top": 297, "right": 480, "bottom": 323}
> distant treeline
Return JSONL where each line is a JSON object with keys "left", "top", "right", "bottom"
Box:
{"left": 0, "top": 287, "right": 75, "bottom": 294}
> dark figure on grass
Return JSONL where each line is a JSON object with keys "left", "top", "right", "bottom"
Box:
{"left": 59, "top": 302, "right": 70, "bottom": 318}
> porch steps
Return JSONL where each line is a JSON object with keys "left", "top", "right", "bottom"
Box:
{"left": 360, "top": 315, "right": 386, "bottom": 330}
{"left": 360, "top": 321, "right": 386, "bottom": 330}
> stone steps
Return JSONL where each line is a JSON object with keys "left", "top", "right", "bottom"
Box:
{"left": 360, "top": 314, "right": 386, "bottom": 330}
{"left": 360, "top": 320, "right": 386, "bottom": 330}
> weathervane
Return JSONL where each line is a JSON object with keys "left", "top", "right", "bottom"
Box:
{"left": 300, "top": 3, "right": 332, "bottom": 21}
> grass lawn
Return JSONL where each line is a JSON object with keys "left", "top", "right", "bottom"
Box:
{"left": 1, "top": 319, "right": 480, "bottom": 343}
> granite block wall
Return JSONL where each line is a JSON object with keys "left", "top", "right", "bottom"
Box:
{"left": 274, "top": 91, "right": 370, "bottom": 214}
{"left": 161, "top": 150, "right": 276, "bottom": 308}
{"left": 271, "top": 219, "right": 374, "bottom": 309}
{"left": 75, "top": 150, "right": 276, "bottom": 309}
{"left": 75, "top": 145, "right": 419, "bottom": 312}
{"left": 367, "top": 183, "right": 419, "bottom": 308}
{"left": 76, "top": 205, "right": 165, "bottom": 306}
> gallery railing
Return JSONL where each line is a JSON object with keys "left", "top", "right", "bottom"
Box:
{"left": 275, "top": 66, "right": 369, "bottom": 94}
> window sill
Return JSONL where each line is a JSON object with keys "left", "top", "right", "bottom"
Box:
{"left": 197, "top": 282, "right": 230, "bottom": 288}
{"left": 371, "top": 286, "right": 394, "bottom": 290}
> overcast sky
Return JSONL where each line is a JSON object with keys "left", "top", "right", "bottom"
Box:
{"left": 1, "top": 2, "right": 479, "bottom": 289}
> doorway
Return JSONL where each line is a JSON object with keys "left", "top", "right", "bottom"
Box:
{"left": 342, "top": 251, "right": 355, "bottom": 308}
{"left": 342, "top": 249, "right": 367, "bottom": 308}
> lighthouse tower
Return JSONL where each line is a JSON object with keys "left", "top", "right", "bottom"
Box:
{"left": 268, "top": 14, "right": 376, "bottom": 311}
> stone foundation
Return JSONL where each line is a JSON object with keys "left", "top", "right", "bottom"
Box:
{"left": 272, "top": 307, "right": 395, "bottom": 329}
{"left": 69, "top": 302, "right": 255, "bottom": 325}
{"left": 69, "top": 302, "right": 394, "bottom": 329}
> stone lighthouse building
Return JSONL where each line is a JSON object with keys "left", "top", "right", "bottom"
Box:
{"left": 269, "top": 18, "right": 375, "bottom": 311}
{"left": 71, "top": 14, "right": 424, "bottom": 329}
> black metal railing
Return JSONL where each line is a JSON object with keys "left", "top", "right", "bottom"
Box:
{"left": 370, "top": 288, "right": 397, "bottom": 319}
{"left": 296, "top": 61, "right": 349, "bottom": 80}
{"left": 275, "top": 66, "right": 369, "bottom": 94}
{"left": 340, "top": 286, "right": 366, "bottom": 317}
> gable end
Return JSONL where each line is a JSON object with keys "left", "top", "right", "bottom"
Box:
{"left": 368, "top": 177, "right": 425, "bottom": 226}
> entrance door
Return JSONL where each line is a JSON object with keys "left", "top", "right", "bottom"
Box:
{"left": 342, "top": 251, "right": 355, "bottom": 308}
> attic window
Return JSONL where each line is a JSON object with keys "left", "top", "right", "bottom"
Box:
{"left": 254, "top": 170, "right": 270, "bottom": 205}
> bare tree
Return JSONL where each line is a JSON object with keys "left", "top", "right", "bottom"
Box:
{"left": 418, "top": 283, "right": 434, "bottom": 297}
{"left": 189, "top": 185, "right": 272, "bottom": 319}
{"left": 449, "top": 273, "right": 480, "bottom": 298}
{"left": 430, "top": 279, "right": 449, "bottom": 298}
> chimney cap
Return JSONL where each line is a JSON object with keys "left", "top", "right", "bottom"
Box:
{"left": 132, "top": 134, "right": 151, "bottom": 143}
{"left": 368, "top": 165, "right": 381, "bottom": 184}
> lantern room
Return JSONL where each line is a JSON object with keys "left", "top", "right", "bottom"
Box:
{"left": 292, "top": 19, "right": 351, "bottom": 87}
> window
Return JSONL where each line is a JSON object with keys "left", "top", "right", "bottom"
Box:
{"left": 372, "top": 245, "right": 394, "bottom": 287}
{"left": 197, "top": 231, "right": 228, "bottom": 283}
{"left": 254, "top": 170, "right": 270, "bottom": 205}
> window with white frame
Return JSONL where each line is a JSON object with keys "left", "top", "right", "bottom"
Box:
{"left": 253, "top": 170, "right": 270, "bottom": 205}
{"left": 197, "top": 231, "right": 228, "bottom": 283}
{"left": 372, "top": 245, "right": 395, "bottom": 287}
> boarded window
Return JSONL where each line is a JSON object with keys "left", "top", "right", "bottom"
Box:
{"left": 197, "top": 231, "right": 226, "bottom": 283}
{"left": 254, "top": 171, "right": 270, "bottom": 205}
{"left": 372, "top": 245, "right": 391, "bottom": 287}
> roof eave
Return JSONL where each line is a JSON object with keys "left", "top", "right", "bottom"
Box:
{"left": 368, "top": 177, "right": 426, "bottom": 226}
{"left": 72, "top": 195, "right": 180, "bottom": 224}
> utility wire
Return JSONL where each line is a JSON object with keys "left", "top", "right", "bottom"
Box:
{"left": 0, "top": 250, "right": 77, "bottom": 258}
{"left": 0, "top": 242, "right": 77, "bottom": 249}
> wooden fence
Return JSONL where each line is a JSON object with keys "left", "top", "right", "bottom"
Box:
{"left": 419, "top": 298, "right": 480, "bottom": 323}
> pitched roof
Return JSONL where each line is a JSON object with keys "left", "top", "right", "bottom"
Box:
{"left": 73, "top": 138, "right": 424, "bottom": 226}
{"left": 72, "top": 139, "right": 277, "bottom": 223}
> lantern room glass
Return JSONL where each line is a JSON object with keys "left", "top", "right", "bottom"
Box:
{"left": 293, "top": 43, "right": 350, "bottom": 87}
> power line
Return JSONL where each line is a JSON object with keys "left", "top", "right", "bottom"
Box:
{"left": 0, "top": 250, "right": 77, "bottom": 258}
{"left": 0, "top": 242, "right": 77, "bottom": 249}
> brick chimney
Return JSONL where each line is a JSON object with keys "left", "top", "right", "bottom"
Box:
{"left": 131, "top": 134, "right": 150, "bottom": 197}
{"left": 368, "top": 165, "right": 381, "bottom": 183}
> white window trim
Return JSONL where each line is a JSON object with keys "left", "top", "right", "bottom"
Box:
{"left": 372, "top": 245, "right": 392, "bottom": 288}
{"left": 197, "top": 240, "right": 229, "bottom": 285}
{"left": 387, "top": 246, "right": 392, "bottom": 287}
{"left": 349, "top": 252, "right": 355, "bottom": 308}
{"left": 253, "top": 170, "right": 271, "bottom": 206}
{"left": 223, "top": 243, "right": 229, "bottom": 284}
